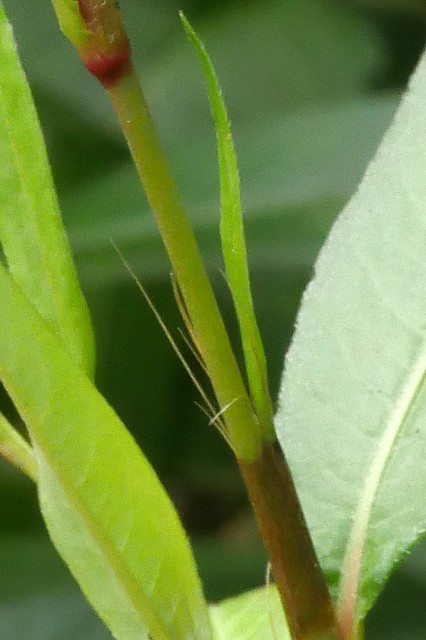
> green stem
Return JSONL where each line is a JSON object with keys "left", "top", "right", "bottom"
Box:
{"left": 0, "top": 413, "right": 37, "bottom": 481}
{"left": 51, "top": 0, "right": 262, "bottom": 462}
{"left": 105, "top": 69, "right": 263, "bottom": 462}
{"left": 106, "top": 69, "right": 343, "bottom": 640}
{"left": 49, "top": 2, "right": 343, "bottom": 636}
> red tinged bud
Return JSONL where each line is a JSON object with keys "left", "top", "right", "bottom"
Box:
{"left": 76, "top": 0, "right": 131, "bottom": 88}
{"left": 82, "top": 40, "right": 131, "bottom": 88}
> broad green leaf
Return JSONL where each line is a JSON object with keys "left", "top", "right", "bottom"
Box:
{"left": 209, "top": 586, "right": 290, "bottom": 640}
{"left": 181, "top": 14, "right": 274, "bottom": 441}
{"left": 0, "top": 4, "right": 94, "bottom": 375}
{"left": 275, "top": 47, "right": 426, "bottom": 634}
{"left": 0, "top": 264, "right": 212, "bottom": 640}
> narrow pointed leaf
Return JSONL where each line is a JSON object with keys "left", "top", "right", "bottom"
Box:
{"left": 0, "top": 4, "right": 94, "bottom": 375}
{"left": 0, "top": 263, "right": 212, "bottom": 640}
{"left": 209, "top": 586, "right": 290, "bottom": 640}
{"left": 275, "top": 48, "right": 426, "bottom": 633}
{"left": 181, "top": 15, "right": 274, "bottom": 440}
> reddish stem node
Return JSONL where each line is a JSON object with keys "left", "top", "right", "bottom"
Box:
{"left": 76, "top": 0, "right": 131, "bottom": 87}
{"left": 82, "top": 42, "right": 131, "bottom": 88}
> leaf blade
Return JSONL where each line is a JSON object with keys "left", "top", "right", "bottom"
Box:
{"left": 275, "top": 47, "right": 426, "bottom": 634}
{"left": 0, "top": 263, "right": 212, "bottom": 640}
{"left": 0, "top": 3, "right": 94, "bottom": 375}
{"left": 181, "top": 14, "right": 274, "bottom": 439}
{"left": 209, "top": 586, "right": 290, "bottom": 640}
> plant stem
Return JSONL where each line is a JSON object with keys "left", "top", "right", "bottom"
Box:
{"left": 0, "top": 413, "right": 37, "bottom": 481}
{"left": 50, "top": 2, "right": 343, "bottom": 636}
{"left": 106, "top": 69, "right": 262, "bottom": 462}
{"left": 105, "top": 66, "right": 342, "bottom": 638}
{"left": 50, "top": 0, "right": 261, "bottom": 457}
{"left": 239, "top": 443, "right": 343, "bottom": 640}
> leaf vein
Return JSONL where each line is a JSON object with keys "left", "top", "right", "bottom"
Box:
{"left": 338, "top": 335, "right": 426, "bottom": 628}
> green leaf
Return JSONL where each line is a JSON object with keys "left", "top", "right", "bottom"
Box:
{"left": 275, "top": 48, "right": 426, "bottom": 634}
{"left": 181, "top": 14, "right": 274, "bottom": 441}
{"left": 209, "top": 586, "right": 290, "bottom": 640}
{"left": 0, "top": 263, "right": 212, "bottom": 640}
{"left": 0, "top": 4, "right": 94, "bottom": 375}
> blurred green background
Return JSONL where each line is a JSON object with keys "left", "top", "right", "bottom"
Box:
{"left": 0, "top": 0, "right": 425, "bottom": 637}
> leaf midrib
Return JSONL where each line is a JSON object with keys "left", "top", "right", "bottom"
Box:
{"left": 35, "top": 441, "right": 171, "bottom": 640}
{"left": 338, "top": 337, "right": 426, "bottom": 630}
